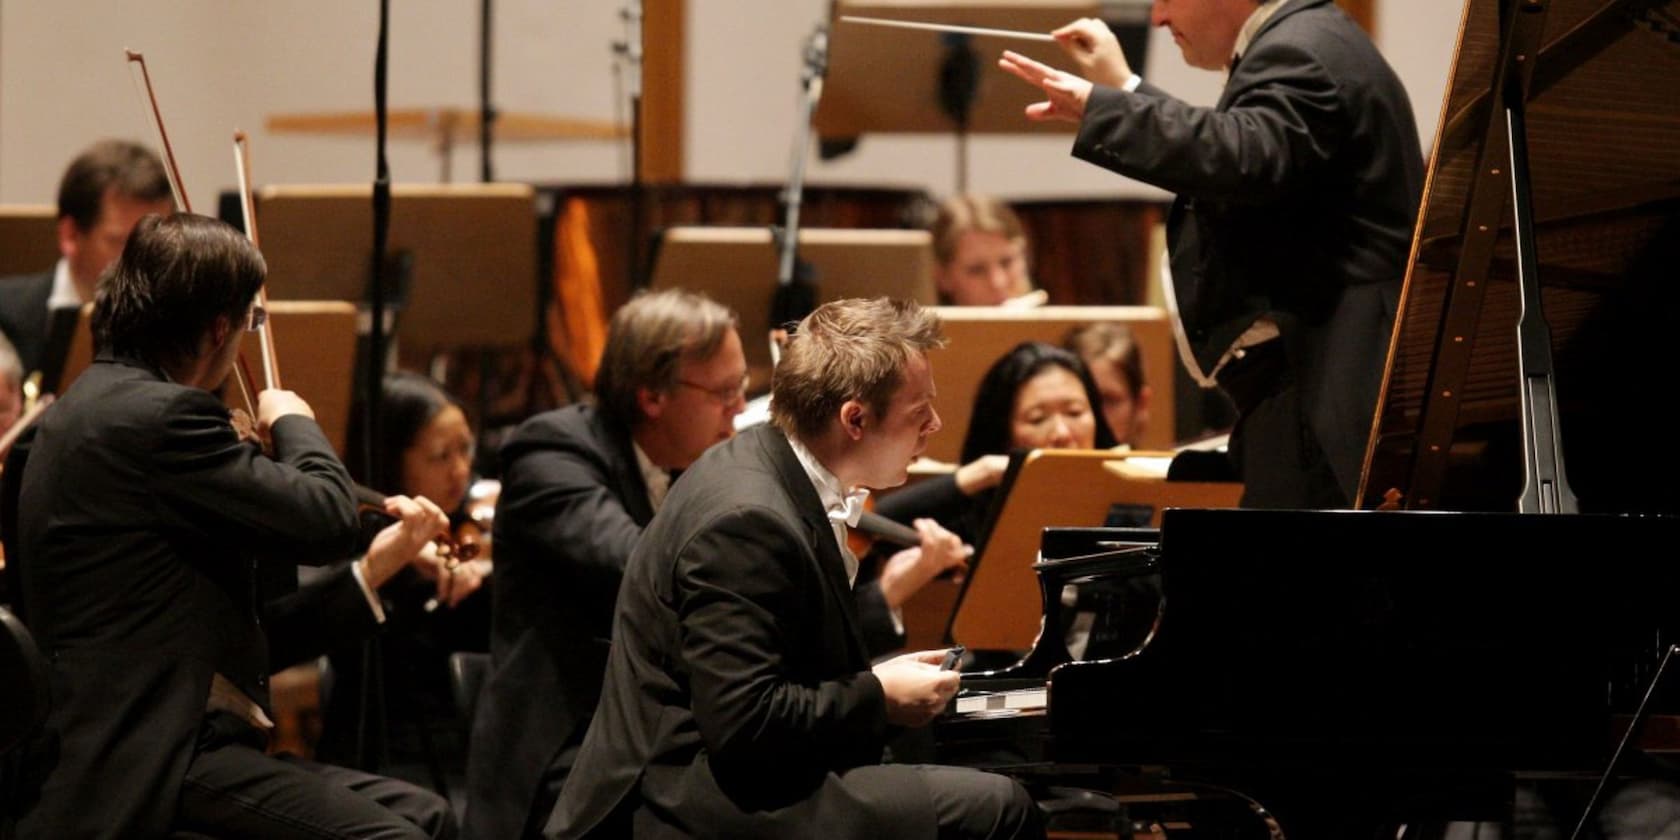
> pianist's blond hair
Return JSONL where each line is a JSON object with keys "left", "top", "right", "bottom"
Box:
{"left": 771, "top": 298, "right": 945, "bottom": 442}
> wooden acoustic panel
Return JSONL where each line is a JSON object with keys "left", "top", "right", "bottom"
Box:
{"left": 0, "top": 205, "right": 58, "bottom": 278}
{"left": 57, "top": 301, "right": 358, "bottom": 456}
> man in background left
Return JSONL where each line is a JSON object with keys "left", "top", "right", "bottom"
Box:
{"left": 0, "top": 138, "right": 172, "bottom": 381}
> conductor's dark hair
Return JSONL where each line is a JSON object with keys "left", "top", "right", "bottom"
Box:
{"left": 93, "top": 213, "right": 265, "bottom": 372}
{"left": 960, "top": 341, "right": 1116, "bottom": 463}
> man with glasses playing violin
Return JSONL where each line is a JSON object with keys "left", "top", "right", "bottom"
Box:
{"left": 4, "top": 213, "right": 457, "bottom": 839}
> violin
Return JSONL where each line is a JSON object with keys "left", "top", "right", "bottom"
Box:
{"left": 353, "top": 483, "right": 487, "bottom": 613}
{"left": 353, "top": 483, "right": 478, "bottom": 562}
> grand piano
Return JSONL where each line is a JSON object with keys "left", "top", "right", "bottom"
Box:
{"left": 940, "top": 0, "right": 1680, "bottom": 834}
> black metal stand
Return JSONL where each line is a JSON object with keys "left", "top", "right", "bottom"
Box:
{"left": 1504, "top": 84, "right": 1577, "bottom": 513}
{"left": 769, "top": 24, "right": 827, "bottom": 335}
{"left": 478, "top": 0, "right": 495, "bottom": 183}
{"left": 350, "top": 0, "right": 395, "bottom": 774}
{"left": 615, "top": 2, "right": 646, "bottom": 289}
{"left": 937, "top": 32, "right": 979, "bottom": 194}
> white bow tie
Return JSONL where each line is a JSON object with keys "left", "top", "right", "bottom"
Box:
{"left": 826, "top": 488, "right": 870, "bottom": 528}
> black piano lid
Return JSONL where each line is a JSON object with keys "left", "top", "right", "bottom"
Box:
{"left": 1360, "top": 0, "right": 1680, "bottom": 514}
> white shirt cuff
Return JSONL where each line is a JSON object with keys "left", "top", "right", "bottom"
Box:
{"left": 351, "top": 558, "right": 387, "bottom": 624}
{"left": 890, "top": 606, "right": 905, "bottom": 636}
{"left": 1123, "top": 73, "right": 1143, "bottom": 92}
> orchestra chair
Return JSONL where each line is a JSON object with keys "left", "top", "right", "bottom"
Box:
{"left": 923, "top": 306, "right": 1177, "bottom": 465}
{"left": 0, "top": 605, "right": 49, "bottom": 838}
{"left": 0, "top": 606, "right": 48, "bottom": 757}
{"left": 447, "top": 651, "right": 491, "bottom": 733}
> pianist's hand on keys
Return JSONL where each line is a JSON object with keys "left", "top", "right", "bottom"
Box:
{"left": 873, "top": 650, "right": 961, "bottom": 727}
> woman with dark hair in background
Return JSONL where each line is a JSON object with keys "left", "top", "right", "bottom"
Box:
{"left": 317, "top": 371, "right": 493, "bottom": 786}
{"left": 875, "top": 340, "right": 1116, "bottom": 548}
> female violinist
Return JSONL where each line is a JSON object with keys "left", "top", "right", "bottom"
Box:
{"left": 316, "top": 370, "right": 492, "bottom": 772}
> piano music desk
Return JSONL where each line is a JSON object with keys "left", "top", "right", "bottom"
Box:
{"left": 933, "top": 449, "right": 1239, "bottom": 653}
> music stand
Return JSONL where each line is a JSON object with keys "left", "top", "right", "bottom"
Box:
{"left": 925, "top": 306, "right": 1175, "bottom": 462}
{"left": 941, "top": 448, "right": 1240, "bottom": 652}
{"left": 649, "top": 226, "right": 936, "bottom": 379}
{"left": 55, "top": 301, "right": 359, "bottom": 455}
{"left": 0, "top": 206, "right": 57, "bottom": 278}
{"left": 254, "top": 184, "right": 538, "bottom": 358}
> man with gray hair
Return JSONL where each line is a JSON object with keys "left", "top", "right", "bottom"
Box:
{"left": 549, "top": 297, "right": 1041, "bottom": 839}
{"left": 0, "top": 332, "right": 25, "bottom": 437}
{"left": 466, "top": 288, "right": 750, "bottom": 839}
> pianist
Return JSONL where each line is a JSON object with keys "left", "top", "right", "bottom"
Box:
{"left": 547, "top": 298, "right": 1041, "bottom": 839}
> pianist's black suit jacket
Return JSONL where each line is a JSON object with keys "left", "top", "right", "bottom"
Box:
{"left": 548, "top": 424, "right": 931, "bottom": 839}
{"left": 469, "top": 407, "right": 908, "bottom": 840}
{"left": 1072, "top": 0, "right": 1424, "bottom": 506}
{"left": 9, "top": 355, "right": 364, "bottom": 838}
{"left": 0, "top": 270, "right": 54, "bottom": 376}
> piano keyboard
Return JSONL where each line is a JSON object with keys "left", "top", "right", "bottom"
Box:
{"left": 953, "top": 687, "right": 1048, "bottom": 716}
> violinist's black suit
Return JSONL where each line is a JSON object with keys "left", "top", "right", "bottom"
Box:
{"left": 9, "top": 355, "right": 452, "bottom": 839}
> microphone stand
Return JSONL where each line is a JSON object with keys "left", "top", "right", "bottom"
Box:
{"left": 351, "top": 0, "right": 395, "bottom": 774}
{"left": 770, "top": 23, "right": 828, "bottom": 348}
{"left": 478, "top": 0, "right": 495, "bottom": 183}
{"left": 613, "top": 1, "right": 646, "bottom": 288}
{"left": 937, "top": 32, "right": 979, "bottom": 194}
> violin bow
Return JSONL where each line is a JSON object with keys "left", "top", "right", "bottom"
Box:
{"left": 125, "top": 49, "right": 260, "bottom": 412}
{"left": 233, "top": 131, "right": 281, "bottom": 391}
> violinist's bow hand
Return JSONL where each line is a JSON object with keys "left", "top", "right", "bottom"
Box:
{"left": 255, "top": 389, "right": 314, "bottom": 435}
{"left": 363, "top": 494, "right": 450, "bottom": 590}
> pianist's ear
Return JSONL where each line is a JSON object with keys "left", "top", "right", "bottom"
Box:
{"left": 841, "top": 401, "right": 867, "bottom": 440}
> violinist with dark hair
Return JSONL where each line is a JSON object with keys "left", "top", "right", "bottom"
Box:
{"left": 4, "top": 213, "right": 457, "bottom": 839}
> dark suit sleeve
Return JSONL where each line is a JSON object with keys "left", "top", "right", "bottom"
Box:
{"left": 853, "top": 579, "right": 904, "bottom": 659}
{"left": 149, "top": 391, "right": 360, "bottom": 564}
{"left": 874, "top": 475, "right": 968, "bottom": 530}
{"left": 677, "top": 506, "right": 887, "bottom": 774}
{"left": 497, "top": 434, "right": 643, "bottom": 599}
{"left": 263, "top": 562, "right": 380, "bottom": 670}
{"left": 1072, "top": 41, "right": 1346, "bottom": 203}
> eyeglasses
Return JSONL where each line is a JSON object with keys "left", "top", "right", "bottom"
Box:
{"left": 245, "top": 304, "right": 267, "bottom": 333}
{"left": 677, "top": 374, "right": 750, "bottom": 406}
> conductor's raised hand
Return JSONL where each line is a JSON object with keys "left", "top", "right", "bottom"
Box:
{"left": 997, "top": 50, "right": 1093, "bottom": 123}
{"left": 1052, "top": 17, "right": 1132, "bottom": 88}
